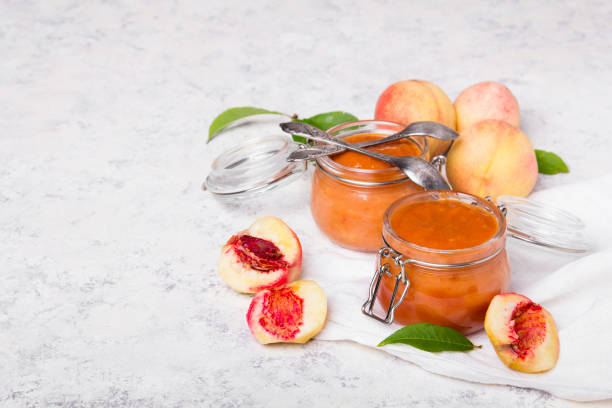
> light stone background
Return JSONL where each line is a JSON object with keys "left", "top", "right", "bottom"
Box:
{"left": 2, "top": 1, "right": 612, "bottom": 407}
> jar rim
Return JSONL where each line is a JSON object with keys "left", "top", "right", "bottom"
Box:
{"left": 383, "top": 191, "right": 507, "bottom": 256}
{"left": 315, "top": 120, "right": 429, "bottom": 185}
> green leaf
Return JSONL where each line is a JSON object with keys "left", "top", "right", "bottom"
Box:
{"left": 208, "top": 107, "right": 289, "bottom": 142}
{"left": 292, "top": 111, "right": 358, "bottom": 144}
{"left": 299, "top": 111, "right": 358, "bottom": 131}
{"left": 291, "top": 134, "right": 309, "bottom": 144}
{"left": 535, "top": 149, "right": 569, "bottom": 175}
{"left": 377, "top": 323, "right": 479, "bottom": 352}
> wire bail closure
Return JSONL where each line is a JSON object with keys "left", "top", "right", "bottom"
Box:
{"left": 362, "top": 238, "right": 506, "bottom": 325}
{"left": 361, "top": 247, "right": 410, "bottom": 324}
{"left": 361, "top": 190, "right": 589, "bottom": 326}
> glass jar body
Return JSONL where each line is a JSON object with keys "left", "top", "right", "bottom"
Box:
{"left": 377, "top": 191, "right": 511, "bottom": 334}
{"left": 310, "top": 121, "right": 427, "bottom": 252}
{"left": 311, "top": 169, "right": 423, "bottom": 252}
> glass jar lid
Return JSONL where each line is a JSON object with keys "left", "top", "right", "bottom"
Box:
{"left": 203, "top": 134, "right": 306, "bottom": 201}
{"left": 497, "top": 195, "right": 589, "bottom": 253}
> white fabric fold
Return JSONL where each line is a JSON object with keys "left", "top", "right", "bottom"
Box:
{"left": 304, "top": 173, "right": 612, "bottom": 401}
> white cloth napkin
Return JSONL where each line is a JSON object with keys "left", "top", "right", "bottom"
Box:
{"left": 293, "top": 172, "right": 612, "bottom": 402}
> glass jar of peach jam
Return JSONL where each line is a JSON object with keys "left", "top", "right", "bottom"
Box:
{"left": 362, "top": 191, "right": 511, "bottom": 335}
{"left": 310, "top": 120, "right": 429, "bottom": 252}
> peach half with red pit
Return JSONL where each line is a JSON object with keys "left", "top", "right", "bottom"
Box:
{"left": 246, "top": 280, "right": 327, "bottom": 344}
{"left": 217, "top": 216, "right": 302, "bottom": 294}
{"left": 484, "top": 293, "right": 560, "bottom": 373}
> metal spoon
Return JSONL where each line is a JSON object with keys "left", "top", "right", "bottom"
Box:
{"left": 287, "top": 121, "right": 458, "bottom": 161}
{"left": 280, "top": 122, "right": 451, "bottom": 191}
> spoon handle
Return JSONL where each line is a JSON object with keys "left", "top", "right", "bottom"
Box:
{"left": 280, "top": 122, "right": 450, "bottom": 190}
{"left": 280, "top": 122, "right": 393, "bottom": 164}
{"left": 286, "top": 121, "right": 458, "bottom": 160}
{"left": 280, "top": 121, "right": 451, "bottom": 191}
{"left": 285, "top": 133, "right": 425, "bottom": 161}
{"left": 365, "top": 122, "right": 458, "bottom": 145}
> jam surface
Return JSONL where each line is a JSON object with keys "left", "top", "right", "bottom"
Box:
{"left": 390, "top": 199, "right": 498, "bottom": 250}
{"left": 331, "top": 133, "right": 420, "bottom": 169}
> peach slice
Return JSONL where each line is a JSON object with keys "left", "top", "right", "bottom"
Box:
{"left": 217, "top": 216, "right": 302, "bottom": 293}
{"left": 484, "top": 293, "right": 560, "bottom": 373}
{"left": 246, "top": 280, "right": 327, "bottom": 344}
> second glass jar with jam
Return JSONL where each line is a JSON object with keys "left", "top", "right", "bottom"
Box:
{"left": 310, "top": 120, "right": 429, "bottom": 252}
{"left": 375, "top": 191, "right": 511, "bottom": 334}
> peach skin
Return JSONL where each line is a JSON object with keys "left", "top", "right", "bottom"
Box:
{"left": 446, "top": 119, "right": 538, "bottom": 199}
{"left": 454, "top": 81, "right": 520, "bottom": 132}
{"left": 374, "top": 80, "right": 456, "bottom": 156}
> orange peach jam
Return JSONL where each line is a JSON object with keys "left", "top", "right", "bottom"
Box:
{"left": 390, "top": 199, "right": 498, "bottom": 250}
{"left": 332, "top": 133, "right": 421, "bottom": 169}
{"left": 379, "top": 192, "right": 510, "bottom": 334}
{"left": 310, "top": 120, "right": 428, "bottom": 252}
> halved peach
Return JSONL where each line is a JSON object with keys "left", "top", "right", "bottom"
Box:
{"left": 246, "top": 280, "right": 327, "bottom": 344}
{"left": 217, "top": 216, "right": 302, "bottom": 293}
{"left": 484, "top": 293, "right": 560, "bottom": 373}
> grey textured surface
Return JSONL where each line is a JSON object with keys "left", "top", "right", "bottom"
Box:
{"left": 1, "top": 1, "right": 611, "bottom": 406}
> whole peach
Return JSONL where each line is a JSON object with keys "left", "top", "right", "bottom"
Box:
{"left": 446, "top": 119, "right": 537, "bottom": 199}
{"left": 374, "top": 80, "right": 456, "bottom": 156}
{"left": 454, "top": 81, "right": 520, "bottom": 132}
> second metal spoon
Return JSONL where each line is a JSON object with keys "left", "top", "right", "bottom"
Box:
{"left": 280, "top": 122, "right": 451, "bottom": 191}
{"left": 287, "top": 121, "right": 458, "bottom": 161}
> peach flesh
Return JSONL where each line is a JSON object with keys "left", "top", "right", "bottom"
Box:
{"left": 247, "top": 280, "right": 327, "bottom": 344}
{"left": 253, "top": 286, "right": 304, "bottom": 340}
{"left": 511, "top": 302, "right": 546, "bottom": 359}
{"left": 485, "top": 293, "right": 559, "bottom": 373}
{"left": 230, "top": 234, "right": 288, "bottom": 272}
{"left": 217, "top": 216, "right": 302, "bottom": 293}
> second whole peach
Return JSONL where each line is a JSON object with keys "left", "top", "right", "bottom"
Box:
{"left": 446, "top": 119, "right": 538, "bottom": 200}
